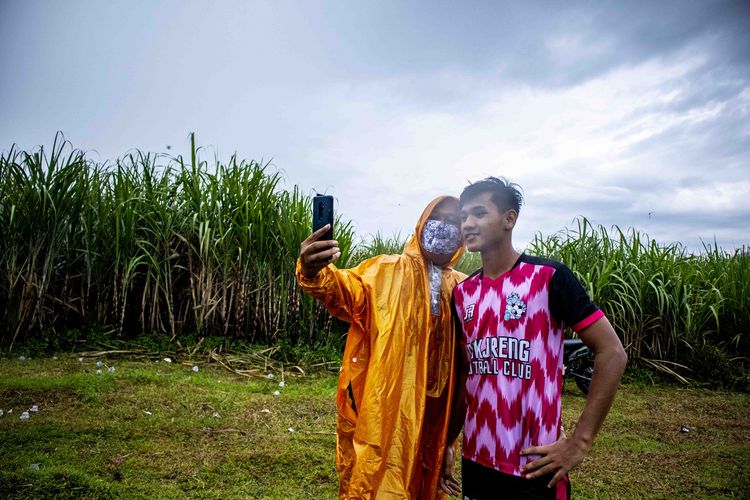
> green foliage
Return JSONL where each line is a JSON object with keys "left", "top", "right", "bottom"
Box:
{"left": 274, "top": 335, "right": 347, "bottom": 366}
{"left": 528, "top": 218, "right": 748, "bottom": 381}
{"left": 1, "top": 136, "right": 747, "bottom": 383}
{"left": 8, "top": 329, "right": 82, "bottom": 358}
{"left": 687, "top": 343, "right": 747, "bottom": 390}
{"left": 455, "top": 250, "right": 482, "bottom": 275}
{"left": 0, "top": 133, "right": 355, "bottom": 349}
{"left": 349, "top": 231, "right": 406, "bottom": 266}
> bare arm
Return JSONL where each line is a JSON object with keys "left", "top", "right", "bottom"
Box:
{"left": 521, "top": 316, "right": 627, "bottom": 487}
{"left": 568, "top": 316, "right": 628, "bottom": 450}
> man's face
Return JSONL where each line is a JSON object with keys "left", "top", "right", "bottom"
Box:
{"left": 460, "top": 191, "right": 514, "bottom": 252}
{"left": 422, "top": 198, "right": 461, "bottom": 266}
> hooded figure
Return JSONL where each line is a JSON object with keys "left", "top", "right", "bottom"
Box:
{"left": 296, "top": 196, "right": 466, "bottom": 499}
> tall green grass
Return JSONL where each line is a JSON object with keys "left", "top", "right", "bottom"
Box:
{"left": 1, "top": 136, "right": 747, "bottom": 382}
{"left": 529, "top": 218, "right": 748, "bottom": 379}
{"left": 0, "top": 134, "right": 355, "bottom": 349}
{"left": 374, "top": 222, "right": 748, "bottom": 379}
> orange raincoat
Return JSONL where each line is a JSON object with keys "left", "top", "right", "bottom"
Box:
{"left": 296, "top": 196, "right": 466, "bottom": 499}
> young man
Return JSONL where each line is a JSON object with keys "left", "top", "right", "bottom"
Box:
{"left": 298, "top": 196, "right": 466, "bottom": 499}
{"left": 440, "top": 178, "right": 627, "bottom": 499}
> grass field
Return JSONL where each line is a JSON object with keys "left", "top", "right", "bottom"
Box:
{"left": 1, "top": 355, "right": 748, "bottom": 499}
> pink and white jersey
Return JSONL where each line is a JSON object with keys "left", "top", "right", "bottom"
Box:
{"left": 452, "top": 254, "right": 604, "bottom": 477}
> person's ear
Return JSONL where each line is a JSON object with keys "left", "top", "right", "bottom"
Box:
{"left": 504, "top": 209, "right": 518, "bottom": 230}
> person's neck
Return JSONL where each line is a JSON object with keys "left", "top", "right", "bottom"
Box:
{"left": 481, "top": 242, "right": 520, "bottom": 280}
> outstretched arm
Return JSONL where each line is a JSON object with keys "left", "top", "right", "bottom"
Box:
{"left": 520, "top": 316, "right": 627, "bottom": 487}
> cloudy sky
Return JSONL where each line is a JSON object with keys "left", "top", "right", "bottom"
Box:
{"left": 1, "top": 0, "right": 748, "bottom": 251}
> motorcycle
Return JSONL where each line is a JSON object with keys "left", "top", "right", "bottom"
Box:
{"left": 563, "top": 338, "right": 594, "bottom": 395}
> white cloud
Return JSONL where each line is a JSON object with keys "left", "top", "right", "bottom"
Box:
{"left": 294, "top": 50, "right": 748, "bottom": 251}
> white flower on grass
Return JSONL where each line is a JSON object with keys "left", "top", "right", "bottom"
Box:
{"left": 18, "top": 356, "right": 26, "bottom": 361}
{"left": 96, "top": 361, "right": 104, "bottom": 367}
{"left": 96, "top": 369, "right": 102, "bottom": 375}
{"left": 0, "top": 409, "right": 4, "bottom": 417}
{"left": 260, "top": 408, "right": 271, "bottom": 414}
{"left": 163, "top": 357, "right": 172, "bottom": 363}
{"left": 20, "top": 411, "right": 30, "bottom": 420}
{"left": 266, "top": 373, "right": 274, "bottom": 379}
{"left": 273, "top": 390, "right": 281, "bottom": 396}
{"left": 212, "top": 412, "right": 221, "bottom": 419}
{"left": 287, "top": 427, "right": 295, "bottom": 433}
{"left": 278, "top": 381, "right": 285, "bottom": 388}
{"left": 192, "top": 366, "right": 199, "bottom": 373}
{"left": 108, "top": 366, "right": 115, "bottom": 373}
{"left": 30, "top": 405, "right": 39, "bottom": 413}
{"left": 30, "top": 464, "right": 40, "bottom": 471}
{"left": 78, "top": 357, "right": 84, "bottom": 362}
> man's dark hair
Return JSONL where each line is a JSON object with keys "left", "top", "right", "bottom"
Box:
{"left": 459, "top": 177, "right": 523, "bottom": 213}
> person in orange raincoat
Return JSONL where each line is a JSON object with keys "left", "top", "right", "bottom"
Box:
{"left": 296, "top": 196, "right": 466, "bottom": 499}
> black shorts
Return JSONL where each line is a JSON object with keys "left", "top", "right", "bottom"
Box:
{"left": 462, "top": 457, "right": 571, "bottom": 500}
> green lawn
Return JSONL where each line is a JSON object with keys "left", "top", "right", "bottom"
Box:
{"left": 1, "top": 356, "right": 747, "bottom": 499}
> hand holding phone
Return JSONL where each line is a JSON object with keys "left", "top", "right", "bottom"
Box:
{"left": 299, "top": 195, "right": 339, "bottom": 279}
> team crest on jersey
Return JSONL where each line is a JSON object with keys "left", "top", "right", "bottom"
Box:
{"left": 504, "top": 292, "right": 527, "bottom": 320}
{"left": 463, "top": 304, "right": 475, "bottom": 323}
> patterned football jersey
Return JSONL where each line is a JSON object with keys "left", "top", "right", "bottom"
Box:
{"left": 452, "top": 254, "right": 604, "bottom": 477}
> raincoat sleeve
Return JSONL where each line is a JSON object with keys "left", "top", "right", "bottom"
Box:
{"left": 295, "top": 258, "right": 368, "bottom": 325}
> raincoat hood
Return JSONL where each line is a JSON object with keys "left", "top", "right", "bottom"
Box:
{"left": 296, "top": 195, "right": 466, "bottom": 499}
{"left": 405, "top": 195, "right": 465, "bottom": 269}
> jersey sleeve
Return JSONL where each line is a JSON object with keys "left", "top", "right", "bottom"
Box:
{"left": 548, "top": 264, "right": 604, "bottom": 332}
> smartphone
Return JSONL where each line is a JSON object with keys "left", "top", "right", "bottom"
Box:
{"left": 312, "top": 194, "right": 334, "bottom": 240}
